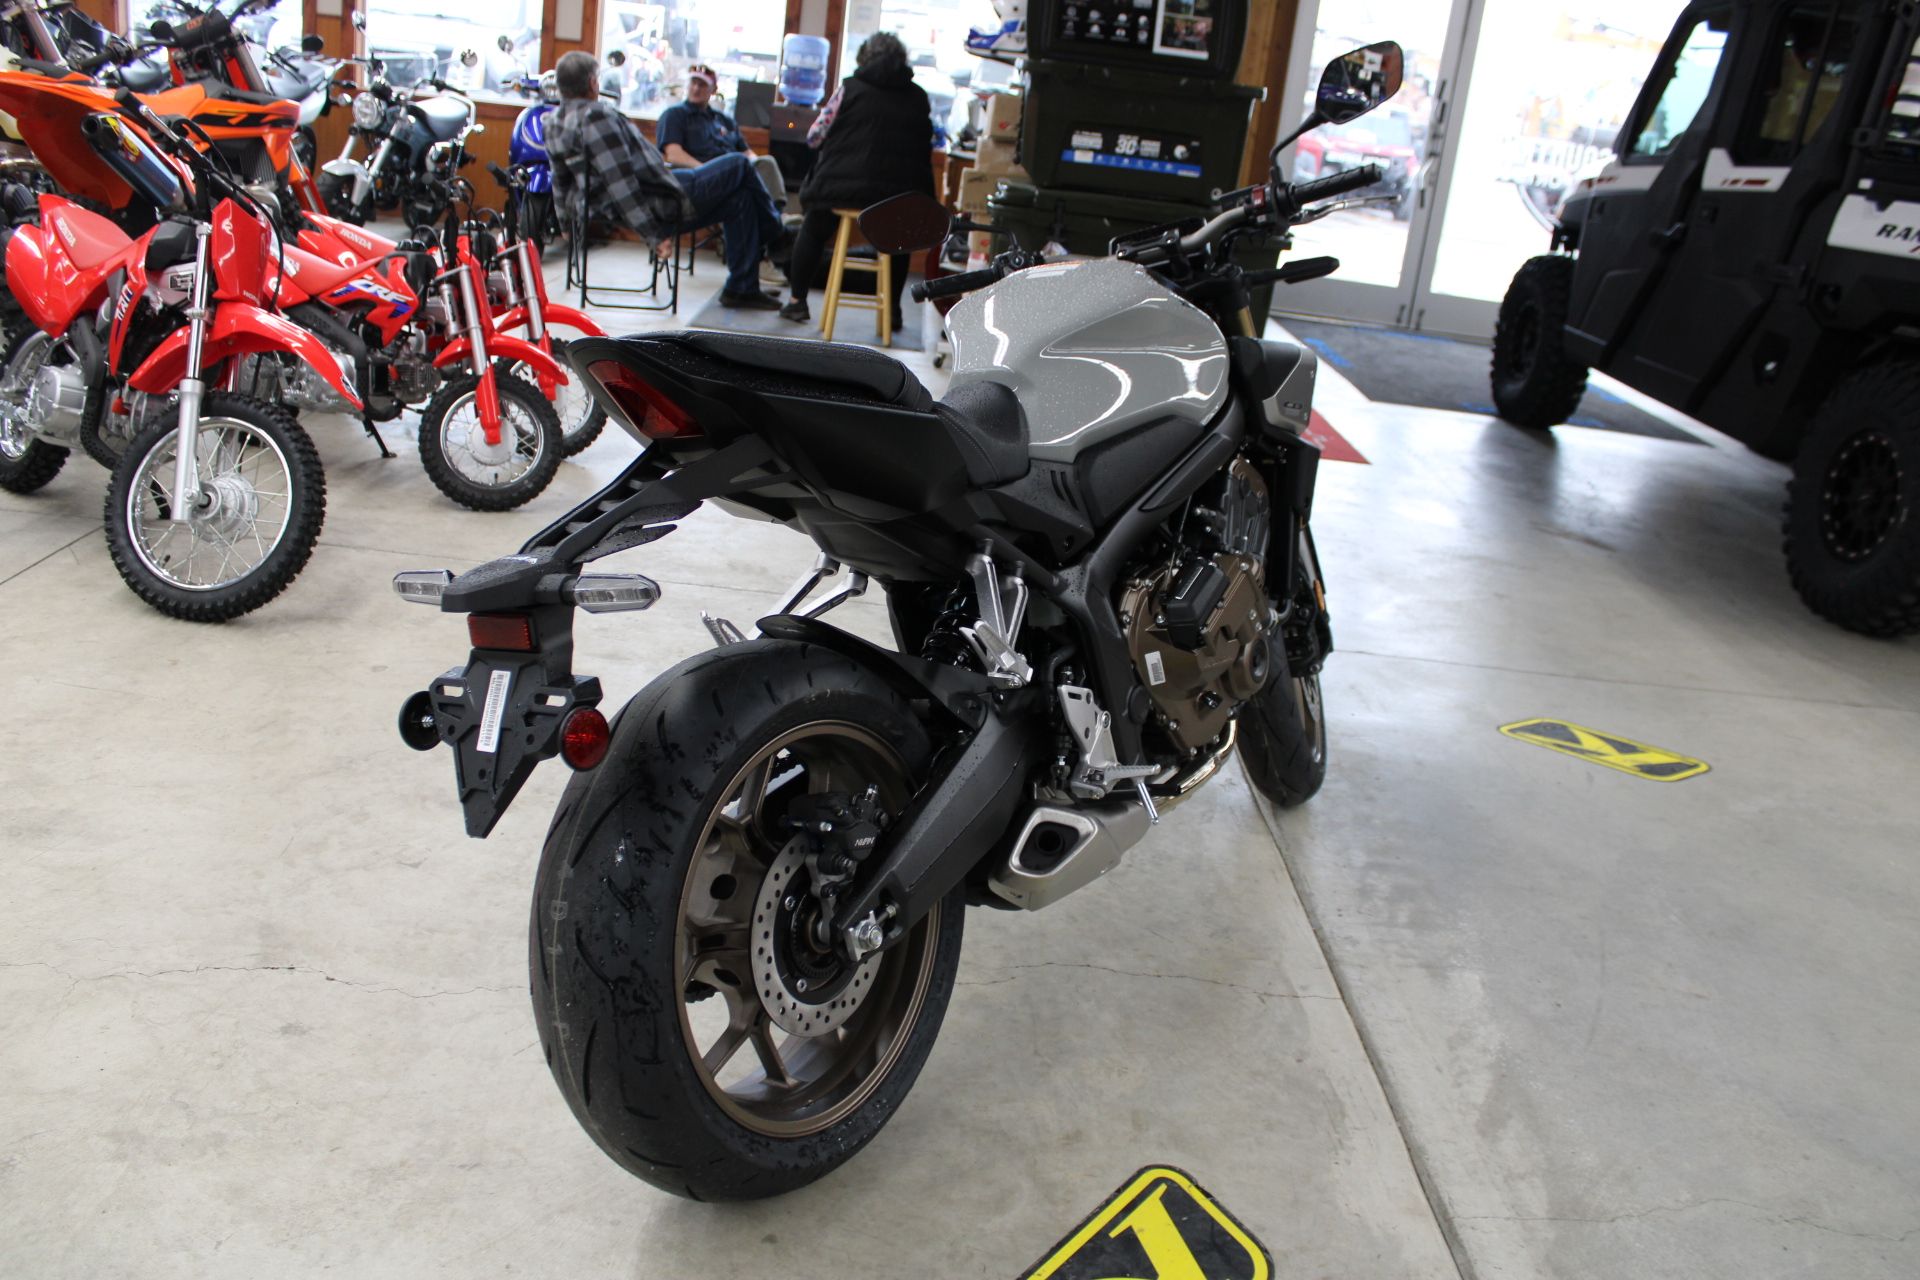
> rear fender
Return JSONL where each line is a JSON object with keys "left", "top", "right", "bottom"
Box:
{"left": 128, "top": 302, "right": 362, "bottom": 409}
{"left": 434, "top": 334, "right": 565, "bottom": 383}
{"left": 756, "top": 615, "right": 992, "bottom": 729}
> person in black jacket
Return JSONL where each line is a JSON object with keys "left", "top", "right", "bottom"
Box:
{"left": 778, "top": 32, "right": 934, "bottom": 327}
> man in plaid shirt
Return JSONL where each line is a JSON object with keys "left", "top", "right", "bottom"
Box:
{"left": 549, "top": 51, "right": 785, "bottom": 309}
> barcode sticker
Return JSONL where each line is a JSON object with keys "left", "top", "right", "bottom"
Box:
{"left": 477, "top": 669, "right": 513, "bottom": 754}
{"left": 1145, "top": 651, "right": 1166, "bottom": 686}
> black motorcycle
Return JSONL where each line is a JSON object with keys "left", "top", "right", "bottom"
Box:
{"left": 396, "top": 42, "right": 1404, "bottom": 1202}
{"left": 316, "top": 45, "right": 479, "bottom": 230}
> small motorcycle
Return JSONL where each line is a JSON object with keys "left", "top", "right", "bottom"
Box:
{"left": 504, "top": 70, "right": 555, "bottom": 255}
{"left": 0, "top": 88, "right": 359, "bottom": 619}
{"left": 395, "top": 42, "right": 1404, "bottom": 1198}
{"left": 317, "top": 48, "right": 481, "bottom": 232}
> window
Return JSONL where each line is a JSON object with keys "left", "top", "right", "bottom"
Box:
{"left": 599, "top": 0, "right": 786, "bottom": 120}
{"left": 1879, "top": 33, "right": 1920, "bottom": 154}
{"left": 841, "top": 0, "right": 1005, "bottom": 142}
{"left": 363, "top": 0, "right": 543, "bottom": 103}
{"left": 1739, "top": 5, "right": 1861, "bottom": 163}
{"left": 1627, "top": 14, "right": 1729, "bottom": 160}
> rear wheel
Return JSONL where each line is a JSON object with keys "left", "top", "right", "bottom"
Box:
{"left": 103, "top": 393, "right": 326, "bottom": 621}
{"left": 1491, "top": 255, "right": 1589, "bottom": 428}
{"left": 0, "top": 328, "right": 70, "bottom": 494}
{"left": 1784, "top": 362, "right": 1920, "bottom": 636}
{"left": 417, "top": 371, "right": 561, "bottom": 510}
{"left": 531, "top": 641, "right": 965, "bottom": 1200}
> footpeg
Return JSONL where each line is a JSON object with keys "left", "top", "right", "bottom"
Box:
{"left": 1058, "top": 684, "right": 1157, "bottom": 800}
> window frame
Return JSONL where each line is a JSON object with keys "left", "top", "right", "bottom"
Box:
{"left": 1619, "top": 5, "right": 1735, "bottom": 166}
{"left": 1732, "top": 1, "right": 1864, "bottom": 166}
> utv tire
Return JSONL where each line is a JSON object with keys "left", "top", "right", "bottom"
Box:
{"left": 1784, "top": 362, "right": 1920, "bottom": 636}
{"left": 1238, "top": 648, "right": 1327, "bottom": 808}
{"left": 0, "top": 327, "right": 70, "bottom": 494}
{"left": 1491, "top": 255, "right": 1589, "bottom": 428}
{"left": 530, "top": 640, "right": 966, "bottom": 1200}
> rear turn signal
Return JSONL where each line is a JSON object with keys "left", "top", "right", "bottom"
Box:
{"left": 467, "top": 612, "right": 536, "bottom": 652}
{"left": 560, "top": 707, "right": 610, "bottom": 771}
{"left": 585, "top": 359, "right": 702, "bottom": 441}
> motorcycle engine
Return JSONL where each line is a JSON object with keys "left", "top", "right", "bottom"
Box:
{"left": 1120, "top": 460, "right": 1276, "bottom": 754}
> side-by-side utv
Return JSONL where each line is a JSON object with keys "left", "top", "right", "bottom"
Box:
{"left": 1492, "top": 0, "right": 1920, "bottom": 636}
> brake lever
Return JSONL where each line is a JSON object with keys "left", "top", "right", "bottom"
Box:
{"left": 1291, "top": 193, "right": 1398, "bottom": 225}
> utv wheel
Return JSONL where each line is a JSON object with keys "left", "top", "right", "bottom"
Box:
{"left": 1238, "top": 646, "right": 1328, "bottom": 808}
{"left": 1784, "top": 362, "right": 1920, "bottom": 636}
{"left": 1491, "top": 255, "right": 1589, "bottom": 428}
{"left": 0, "top": 328, "right": 70, "bottom": 494}
{"left": 417, "top": 371, "right": 561, "bottom": 510}
{"left": 531, "top": 640, "right": 965, "bottom": 1200}
{"left": 103, "top": 393, "right": 326, "bottom": 621}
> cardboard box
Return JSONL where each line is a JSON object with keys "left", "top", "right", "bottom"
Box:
{"left": 958, "top": 168, "right": 1004, "bottom": 214}
{"left": 981, "top": 91, "right": 1023, "bottom": 147}
{"left": 966, "top": 229, "right": 996, "bottom": 271}
{"left": 970, "top": 143, "right": 1028, "bottom": 181}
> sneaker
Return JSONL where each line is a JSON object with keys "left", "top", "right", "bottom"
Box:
{"left": 719, "top": 288, "right": 783, "bottom": 311}
{"left": 778, "top": 299, "right": 811, "bottom": 323}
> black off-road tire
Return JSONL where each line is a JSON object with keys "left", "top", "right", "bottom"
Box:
{"left": 0, "top": 327, "right": 69, "bottom": 494}
{"left": 417, "top": 371, "right": 561, "bottom": 511}
{"left": 1238, "top": 650, "right": 1328, "bottom": 808}
{"left": 103, "top": 393, "right": 326, "bottom": 622}
{"left": 1491, "top": 255, "right": 1590, "bottom": 428}
{"left": 1784, "top": 362, "right": 1920, "bottom": 636}
{"left": 530, "top": 640, "right": 966, "bottom": 1201}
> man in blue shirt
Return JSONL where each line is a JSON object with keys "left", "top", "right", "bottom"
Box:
{"left": 657, "top": 64, "right": 788, "bottom": 209}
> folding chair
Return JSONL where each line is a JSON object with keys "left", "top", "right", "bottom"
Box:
{"left": 560, "top": 173, "right": 682, "bottom": 313}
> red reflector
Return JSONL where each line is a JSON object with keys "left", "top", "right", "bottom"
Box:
{"left": 468, "top": 612, "right": 535, "bottom": 651}
{"left": 561, "top": 707, "right": 610, "bottom": 770}
{"left": 585, "top": 359, "right": 702, "bottom": 440}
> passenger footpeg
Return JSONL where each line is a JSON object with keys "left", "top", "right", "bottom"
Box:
{"left": 963, "top": 547, "right": 1032, "bottom": 686}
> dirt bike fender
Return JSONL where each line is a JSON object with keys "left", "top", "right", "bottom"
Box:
{"left": 532, "top": 304, "right": 604, "bottom": 337}
{"left": 434, "top": 334, "right": 564, "bottom": 383}
{"left": 129, "top": 303, "right": 362, "bottom": 410}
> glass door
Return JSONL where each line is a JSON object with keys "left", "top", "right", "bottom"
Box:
{"left": 1272, "top": 0, "right": 1686, "bottom": 338}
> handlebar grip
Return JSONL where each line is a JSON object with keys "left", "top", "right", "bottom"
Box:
{"left": 914, "top": 267, "right": 999, "bottom": 303}
{"left": 1291, "top": 163, "right": 1384, "bottom": 207}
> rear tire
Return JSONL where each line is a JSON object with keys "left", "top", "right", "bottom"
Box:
{"left": 103, "top": 393, "right": 325, "bottom": 621}
{"left": 530, "top": 640, "right": 965, "bottom": 1200}
{"left": 417, "top": 371, "right": 561, "bottom": 510}
{"left": 1783, "top": 362, "right": 1920, "bottom": 636}
{"left": 1491, "top": 255, "right": 1589, "bottom": 428}
{"left": 0, "top": 327, "right": 69, "bottom": 494}
{"left": 498, "top": 337, "right": 605, "bottom": 457}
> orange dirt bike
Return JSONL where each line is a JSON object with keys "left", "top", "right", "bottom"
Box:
{"left": 0, "top": 82, "right": 358, "bottom": 619}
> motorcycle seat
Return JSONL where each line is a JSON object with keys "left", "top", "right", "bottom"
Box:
{"left": 675, "top": 331, "right": 933, "bottom": 411}
{"left": 202, "top": 82, "right": 287, "bottom": 107}
{"left": 415, "top": 97, "right": 470, "bottom": 141}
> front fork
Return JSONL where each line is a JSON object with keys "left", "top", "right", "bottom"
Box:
{"left": 512, "top": 241, "right": 560, "bottom": 400}
{"left": 449, "top": 264, "right": 503, "bottom": 446}
{"left": 168, "top": 222, "right": 214, "bottom": 526}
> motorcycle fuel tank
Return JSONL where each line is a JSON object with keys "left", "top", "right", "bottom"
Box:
{"left": 944, "top": 257, "right": 1229, "bottom": 464}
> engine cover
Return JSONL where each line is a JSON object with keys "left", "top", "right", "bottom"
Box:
{"left": 1120, "top": 459, "right": 1276, "bottom": 753}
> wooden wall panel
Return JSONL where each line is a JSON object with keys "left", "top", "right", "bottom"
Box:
{"left": 1238, "top": 0, "right": 1300, "bottom": 187}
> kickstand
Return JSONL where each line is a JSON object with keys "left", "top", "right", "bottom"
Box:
{"left": 363, "top": 415, "right": 395, "bottom": 459}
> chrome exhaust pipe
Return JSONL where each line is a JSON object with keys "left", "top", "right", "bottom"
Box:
{"left": 987, "top": 801, "right": 1153, "bottom": 911}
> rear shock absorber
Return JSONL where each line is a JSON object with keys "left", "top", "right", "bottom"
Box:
{"left": 919, "top": 585, "right": 979, "bottom": 670}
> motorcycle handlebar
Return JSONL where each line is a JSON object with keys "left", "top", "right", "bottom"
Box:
{"left": 1288, "top": 163, "right": 1384, "bottom": 208}
{"left": 913, "top": 267, "right": 999, "bottom": 303}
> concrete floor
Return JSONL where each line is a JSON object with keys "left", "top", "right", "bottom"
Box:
{"left": 1, "top": 244, "right": 1915, "bottom": 1278}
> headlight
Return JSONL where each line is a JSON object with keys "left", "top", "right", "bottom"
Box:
{"left": 353, "top": 92, "right": 384, "bottom": 130}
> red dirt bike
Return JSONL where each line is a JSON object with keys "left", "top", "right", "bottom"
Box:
{"left": 0, "top": 87, "right": 358, "bottom": 619}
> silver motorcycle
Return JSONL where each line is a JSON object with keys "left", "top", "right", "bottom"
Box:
{"left": 394, "top": 41, "right": 1404, "bottom": 1201}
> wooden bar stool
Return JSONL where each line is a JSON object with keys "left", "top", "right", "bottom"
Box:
{"left": 818, "top": 208, "right": 892, "bottom": 347}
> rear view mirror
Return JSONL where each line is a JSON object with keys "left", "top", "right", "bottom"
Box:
{"left": 352, "top": 11, "right": 366, "bottom": 32}
{"left": 859, "top": 192, "right": 950, "bottom": 255}
{"left": 1317, "top": 42, "right": 1403, "bottom": 125}
{"left": 302, "top": 34, "right": 325, "bottom": 54}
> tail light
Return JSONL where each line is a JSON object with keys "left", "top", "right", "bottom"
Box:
{"left": 585, "top": 359, "right": 701, "bottom": 441}
{"left": 560, "top": 707, "right": 610, "bottom": 770}
{"left": 467, "top": 612, "right": 535, "bottom": 652}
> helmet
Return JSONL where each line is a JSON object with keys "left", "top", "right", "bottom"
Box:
{"left": 966, "top": 0, "right": 1025, "bottom": 57}
{"left": 539, "top": 69, "right": 559, "bottom": 105}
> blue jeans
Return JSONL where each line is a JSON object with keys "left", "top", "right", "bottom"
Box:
{"left": 671, "top": 153, "right": 782, "bottom": 296}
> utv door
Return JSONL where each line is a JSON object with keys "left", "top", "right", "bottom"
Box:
{"left": 1564, "top": 5, "right": 1735, "bottom": 383}
{"left": 1613, "top": 0, "right": 1875, "bottom": 447}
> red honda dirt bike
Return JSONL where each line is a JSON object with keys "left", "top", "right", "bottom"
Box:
{"left": 0, "top": 87, "right": 358, "bottom": 619}
{"left": 481, "top": 160, "right": 606, "bottom": 456}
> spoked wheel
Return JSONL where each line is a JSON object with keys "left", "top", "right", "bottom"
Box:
{"left": 0, "top": 328, "right": 71, "bottom": 494}
{"left": 498, "top": 337, "right": 605, "bottom": 457}
{"left": 531, "top": 641, "right": 965, "bottom": 1200}
{"left": 416, "top": 371, "right": 561, "bottom": 510}
{"left": 103, "top": 393, "right": 326, "bottom": 621}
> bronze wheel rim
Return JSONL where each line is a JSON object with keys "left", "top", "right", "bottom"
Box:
{"left": 674, "top": 721, "right": 939, "bottom": 1138}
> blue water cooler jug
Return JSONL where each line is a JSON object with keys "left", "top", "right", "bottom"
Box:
{"left": 780, "top": 34, "right": 831, "bottom": 106}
